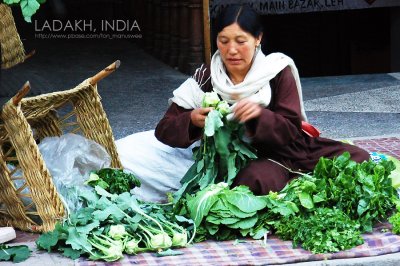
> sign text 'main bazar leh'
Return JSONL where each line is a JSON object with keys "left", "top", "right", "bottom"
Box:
{"left": 210, "top": 0, "right": 400, "bottom": 17}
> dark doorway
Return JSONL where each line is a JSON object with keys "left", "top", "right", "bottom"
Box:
{"left": 260, "top": 8, "right": 391, "bottom": 77}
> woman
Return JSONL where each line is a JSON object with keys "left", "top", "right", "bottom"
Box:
{"left": 154, "top": 4, "right": 370, "bottom": 195}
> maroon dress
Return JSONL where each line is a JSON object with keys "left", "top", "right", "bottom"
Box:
{"left": 155, "top": 65, "right": 370, "bottom": 195}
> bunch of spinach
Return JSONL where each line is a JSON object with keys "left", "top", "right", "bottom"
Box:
{"left": 36, "top": 186, "right": 193, "bottom": 261}
{"left": 277, "top": 152, "right": 397, "bottom": 232}
{"left": 85, "top": 168, "right": 141, "bottom": 194}
{"left": 262, "top": 152, "right": 399, "bottom": 253}
{"left": 174, "top": 92, "right": 257, "bottom": 202}
{"left": 274, "top": 207, "right": 364, "bottom": 254}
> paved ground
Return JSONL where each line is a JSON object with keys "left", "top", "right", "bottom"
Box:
{"left": 1, "top": 38, "right": 400, "bottom": 265}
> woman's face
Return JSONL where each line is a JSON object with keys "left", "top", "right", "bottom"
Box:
{"left": 216, "top": 23, "right": 262, "bottom": 79}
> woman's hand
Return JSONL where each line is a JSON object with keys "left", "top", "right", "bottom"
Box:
{"left": 190, "top": 107, "right": 213, "bottom": 128}
{"left": 233, "top": 99, "right": 262, "bottom": 123}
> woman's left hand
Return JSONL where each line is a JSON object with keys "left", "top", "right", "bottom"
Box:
{"left": 232, "top": 99, "right": 262, "bottom": 123}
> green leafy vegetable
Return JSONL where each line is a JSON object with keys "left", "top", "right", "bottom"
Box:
{"left": 0, "top": 244, "right": 31, "bottom": 263}
{"left": 263, "top": 152, "right": 399, "bottom": 253}
{"left": 202, "top": 91, "right": 220, "bottom": 108}
{"left": 108, "top": 224, "right": 127, "bottom": 240}
{"left": 299, "top": 152, "right": 396, "bottom": 232}
{"left": 178, "top": 152, "right": 398, "bottom": 254}
{"left": 36, "top": 186, "right": 193, "bottom": 262}
{"left": 183, "top": 183, "right": 268, "bottom": 241}
{"left": 85, "top": 168, "right": 141, "bottom": 194}
{"left": 275, "top": 208, "right": 364, "bottom": 254}
{"left": 389, "top": 211, "right": 400, "bottom": 234}
{"left": 88, "top": 234, "right": 124, "bottom": 262}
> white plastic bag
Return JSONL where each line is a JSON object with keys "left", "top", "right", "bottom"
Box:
{"left": 38, "top": 133, "right": 111, "bottom": 212}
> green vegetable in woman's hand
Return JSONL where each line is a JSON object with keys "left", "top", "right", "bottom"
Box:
{"left": 174, "top": 92, "right": 257, "bottom": 203}
{"left": 202, "top": 91, "right": 220, "bottom": 108}
{"left": 216, "top": 101, "right": 231, "bottom": 116}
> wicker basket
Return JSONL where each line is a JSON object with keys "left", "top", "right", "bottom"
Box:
{"left": 0, "top": 67, "right": 122, "bottom": 232}
{"left": 0, "top": 4, "right": 26, "bottom": 69}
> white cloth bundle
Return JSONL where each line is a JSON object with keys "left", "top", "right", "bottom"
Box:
{"left": 116, "top": 130, "right": 197, "bottom": 202}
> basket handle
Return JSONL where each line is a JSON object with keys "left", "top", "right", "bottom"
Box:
{"left": 12, "top": 81, "right": 31, "bottom": 106}
{"left": 25, "top": 50, "right": 36, "bottom": 61}
{"left": 90, "top": 60, "right": 121, "bottom": 85}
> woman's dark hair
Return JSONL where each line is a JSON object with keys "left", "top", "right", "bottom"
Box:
{"left": 214, "top": 4, "right": 263, "bottom": 38}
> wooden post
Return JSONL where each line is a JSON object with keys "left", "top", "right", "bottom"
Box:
{"left": 161, "top": 0, "right": 170, "bottom": 63}
{"left": 187, "top": 0, "right": 204, "bottom": 74}
{"left": 145, "top": 0, "right": 154, "bottom": 52}
{"left": 168, "top": 0, "right": 180, "bottom": 67}
{"left": 153, "top": 0, "right": 162, "bottom": 57}
{"left": 203, "top": 0, "right": 211, "bottom": 65}
{"left": 178, "top": 1, "right": 190, "bottom": 73}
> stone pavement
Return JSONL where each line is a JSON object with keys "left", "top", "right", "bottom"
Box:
{"left": 1, "top": 39, "right": 400, "bottom": 265}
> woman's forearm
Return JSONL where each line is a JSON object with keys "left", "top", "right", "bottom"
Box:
{"left": 155, "top": 103, "right": 203, "bottom": 148}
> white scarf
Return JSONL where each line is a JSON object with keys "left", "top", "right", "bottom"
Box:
{"left": 170, "top": 48, "right": 307, "bottom": 121}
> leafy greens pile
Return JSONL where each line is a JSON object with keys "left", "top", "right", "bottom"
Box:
{"left": 259, "top": 152, "right": 398, "bottom": 253}
{"left": 36, "top": 186, "right": 192, "bottom": 262}
{"left": 275, "top": 152, "right": 397, "bottom": 232}
{"left": 178, "top": 152, "right": 399, "bottom": 253}
{"left": 174, "top": 92, "right": 257, "bottom": 202}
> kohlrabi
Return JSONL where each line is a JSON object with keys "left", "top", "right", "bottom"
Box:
{"left": 202, "top": 91, "right": 220, "bottom": 108}
{"left": 108, "top": 224, "right": 127, "bottom": 240}
{"left": 88, "top": 234, "right": 124, "bottom": 262}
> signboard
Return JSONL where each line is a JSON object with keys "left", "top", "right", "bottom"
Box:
{"left": 210, "top": 0, "right": 400, "bottom": 17}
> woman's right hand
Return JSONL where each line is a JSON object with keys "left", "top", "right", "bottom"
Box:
{"left": 190, "top": 107, "right": 213, "bottom": 128}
